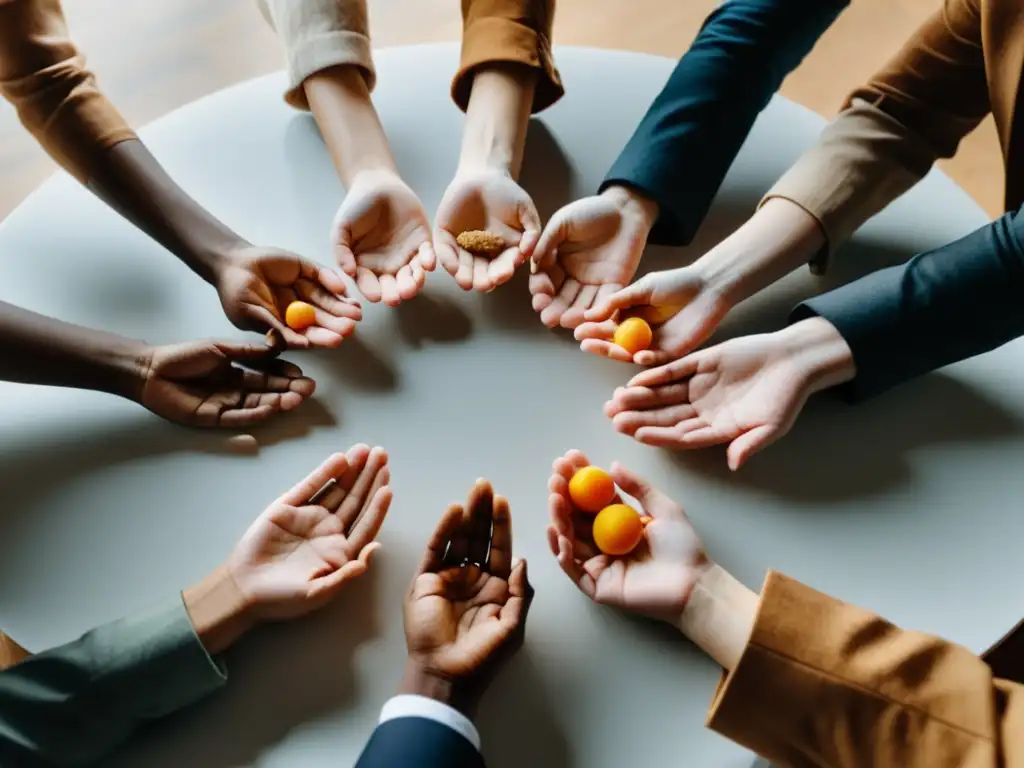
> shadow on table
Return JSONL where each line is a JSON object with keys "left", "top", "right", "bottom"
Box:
{"left": 396, "top": 289, "right": 473, "bottom": 347}
{"left": 520, "top": 118, "right": 574, "bottom": 224}
{"left": 320, "top": 333, "right": 399, "bottom": 392}
{"left": 666, "top": 372, "right": 1023, "bottom": 504}
{"left": 478, "top": 647, "right": 576, "bottom": 768}
{"left": 114, "top": 568, "right": 381, "bottom": 767}
{"left": 0, "top": 400, "right": 337, "bottom": 530}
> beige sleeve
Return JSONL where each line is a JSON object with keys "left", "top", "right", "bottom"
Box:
{"left": 761, "top": 100, "right": 938, "bottom": 274}
{"left": 256, "top": 0, "right": 375, "bottom": 110}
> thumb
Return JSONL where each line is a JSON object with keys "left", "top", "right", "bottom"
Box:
{"left": 726, "top": 424, "right": 780, "bottom": 471}
{"left": 358, "top": 541, "right": 382, "bottom": 569}
{"left": 215, "top": 340, "right": 280, "bottom": 363}
{"left": 585, "top": 278, "right": 653, "bottom": 322}
{"left": 330, "top": 210, "right": 358, "bottom": 277}
{"left": 533, "top": 208, "right": 571, "bottom": 270}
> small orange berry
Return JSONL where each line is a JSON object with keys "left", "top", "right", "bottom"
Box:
{"left": 285, "top": 300, "right": 317, "bottom": 331}
{"left": 568, "top": 466, "right": 616, "bottom": 513}
{"left": 593, "top": 503, "right": 645, "bottom": 556}
{"left": 613, "top": 317, "right": 653, "bottom": 355}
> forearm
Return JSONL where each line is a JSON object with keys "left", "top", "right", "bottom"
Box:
{"left": 458, "top": 63, "right": 537, "bottom": 179}
{"left": 87, "top": 140, "right": 246, "bottom": 284}
{"left": 182, "top": 566, "right": 254, "bottom": 656}
{"left": 677, "top": 564, "right": 758, "bottom": 670}
{"left": 304, "top": 65, "right": 398, "bottom": 187}
{"left": 694, "top": 197, "right": 825, "bottom": 306}
{"left": 0, "top": 300, "right": 146, "bottom": 400}
{"left": 794, "top": 207, "right": 1024, "bottom": 401}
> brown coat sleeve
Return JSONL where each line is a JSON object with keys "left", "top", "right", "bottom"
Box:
{"left": 706, "top": 571, "right": 1024, "bottom": 767}
{"left": 452, "top": 0, "right": 563, "bottom": 113}
{"left": 0, "top": 0, "right": 136, "bottom": 183}
{"left": 0, "top": 633, "right": 29, "bottom": 671}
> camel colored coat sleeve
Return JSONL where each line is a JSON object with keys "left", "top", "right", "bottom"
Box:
{"left": 708, "top": 571, "right": 1024, "bottom": 767}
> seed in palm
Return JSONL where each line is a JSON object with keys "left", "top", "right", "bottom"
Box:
{"left": 456, "top": 230, "right": 504, "bottom": 256}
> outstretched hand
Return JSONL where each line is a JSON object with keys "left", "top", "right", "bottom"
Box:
{"left": 547, "top": 450, "right": 707, "bottom": 623}
{"left": 138, "top": 340, "right": 315, "bottom": 428}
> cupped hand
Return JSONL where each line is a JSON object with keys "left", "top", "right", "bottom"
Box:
{"left": 574, "top": 266, "right": 730, "bottom": 366}
{"left": 138, "top": 340, "right": 315, "bottom": 428}
{"left": 608, "top": 332, "right": 817, "bottom": 469}
{"left": 217, "top": 244, "right": 362, "bottom": 349}
{"left": 529, "top": 186, "right": 656, "bottom": 329}
{"left": 227, "top": 445, "right": 391, "bottom": 621}
{"left": 434, "top": 170, "right": 541, "bottom": 292}
{"left": 404, "top": 480, "right": 533, "bottom": 709}
{"left": 546, "top": 450, "right": 707, "bottom": 623}
{"left": 332, "top": 170, "right": 436, "bottom": 306}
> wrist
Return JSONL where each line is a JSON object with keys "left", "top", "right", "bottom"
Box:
{"left": 677, "top": 562, "right": 759, "bottom": 671}
{"left": 779, "top": 317, "right": 856, "bottom": 394}
{"left": 183, "top": 565, "right": 256, "bottom": 656}
{"left": 601, "top": 184, "right": 659, "bottom": 230}
{"left": 401, "top": 658, "right": 476, "bottom": 719}
{"left": 105, "top": 338, "right": 152, "bottom": 403}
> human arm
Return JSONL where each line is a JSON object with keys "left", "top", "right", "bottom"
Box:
{"left": 0, "top": 300, "right": 317, "bottom": 428}
{"left": 0, "top": 447, "right": 391, "bottom": 765}
{"left": 435, "top": 0, "right": 562, "bottom": 292}
{"left": 547, "top": 452, "right": 1024, "bottom": 767}
{"left": 356, "top": 480, "right": 533, "bottom": 767}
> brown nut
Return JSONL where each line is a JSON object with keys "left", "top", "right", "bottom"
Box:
{"left": 456, "top": 230, "right": 505, "bottom": 256}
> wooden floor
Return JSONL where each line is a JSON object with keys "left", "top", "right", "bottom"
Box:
{"left": 0, "top": 0, "right": 1003, "bottom": 222}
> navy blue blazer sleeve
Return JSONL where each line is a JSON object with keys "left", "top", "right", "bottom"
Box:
{"left": 792, "top": 204, "right": 1024, "bottom": 401}
{"left": 602, "top": 0, "right": 848, "bottom": 246}
{"left": 355, "top": 717, "right": 486, "bottom": 768}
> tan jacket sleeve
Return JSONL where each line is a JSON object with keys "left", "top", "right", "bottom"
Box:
{"left": 0, "top": 634, "right": 29, "bottom": 671}
{"left": 0, "top": 0, "right": 135, "bottom": 183}
{"left": 706, "top": 571, "right": 1024, "bottom": 768}
{"left": 256, "top": 0, "right": 375, "bottom": 110}
{"left": 452, "top": 0, "right": 563, "bottom": 114}
{"left": 760, "top": 0, "right": 989, "bottom": 273}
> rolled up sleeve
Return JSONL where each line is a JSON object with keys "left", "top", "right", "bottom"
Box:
{"left": 707, "top": 571, "right": 1023, "bottom": 767}
{"left": 452, "top": 0, "right": 563, "bottom": 113}
{"left": 256, "top": 0, "right": 375, "bottom": 110}
{"left": 0, "top": 0, "right": 136, "bottom": 183}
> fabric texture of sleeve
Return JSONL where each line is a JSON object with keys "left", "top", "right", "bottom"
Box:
{"left": 791, "top": 203, "right": 1024, "bottom": 402}
{"left": 762, "top": 101, "right": 938, "bottom": 274}
{"left": 355, "top": 716, "right": 486, "bottom": 768}
{"left": 600, "top": 0, "right": 848, "bottom": 247}
{"left": 0, "top": 596, "right": 227, "bottom": 766}
{"left": 452, "top": 0, "right": 562, "bottom": 114}
{"left": 380, "top": 694, "right": 481, "bottom": 750}
{"left": 0, "top": 0, "right": 136, "bottom": 183}
{"left": 255, "top": 0, "right": 375, "bottom": 110}
{"left": 706, "top": 570, "right": 1024, "bottom": 767}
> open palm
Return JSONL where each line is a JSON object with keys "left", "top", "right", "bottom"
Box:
{"left": 611, "top": 333, "right": 814, "bottom": 469}
{"left": 546, "top": 450, "right": 707, "bottom": 623}
{"left": 406, "top": 481, "right": 530, "bottom": 681}
{"left": 228, "top": 446, "right": 391, "bottom": 621}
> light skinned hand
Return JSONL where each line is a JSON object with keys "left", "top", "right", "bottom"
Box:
{"left": 574, "top": 265, "right": 730, "bottom": 366}
{"left": 434, "top": 170, "right": 541, "bottom": 292}
{"left": 611, "top": 329, "right": 829, "bottom": 469}
{"left": 529, "top": 186, "right": 656, "bottom": 329}
{"left": 331, "top": 169, "right": 436, "bottom": 306}
{"left": 546, "top": 450, "right": 708, "bottom": 623}
{"left": 216, "top": 244, "right": 361, "bottom": 349}
{"left": 138, "top": 340, "right": 315, "bottom": 428}
{"left": 226, "top": 445, "right": 392, "bottom": 621}
{"left": 404, "top": 480, "right": 533, "bottom": 714}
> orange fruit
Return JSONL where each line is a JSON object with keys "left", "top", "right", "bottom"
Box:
{"left": 285, "top": 300, "right": 317, "bottom": 331}
{"left": 613, "top": 317, "right": 653, "bottom": 355}
{"left": 568, "top": 466, "right": 616, "bottom": 513}
{"left": 593, "top": 503, "right": 645, "bottom": 556}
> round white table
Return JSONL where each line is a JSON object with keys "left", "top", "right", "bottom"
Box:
{"left": 0, "top": 44, "right": 1017, "bottom": 768}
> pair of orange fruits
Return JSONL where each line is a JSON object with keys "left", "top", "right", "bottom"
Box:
{"left": 568, "top": 466, "right": 650, "bottom": 556}
{"left": 285, "top": 302, "right": 655, "bottom": 356}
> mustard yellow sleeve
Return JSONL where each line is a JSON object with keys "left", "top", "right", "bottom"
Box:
{"left": 0, "top": 0, "right": 136, "bottom": 183}
{"left": 0, "top": 635, "right": 28, "bottom": 671}
{"left": 706, "top": 571, "right": 1024, "bottom": 768}
{"left": 453, "top": 0, "right": 563, "bottom": 113}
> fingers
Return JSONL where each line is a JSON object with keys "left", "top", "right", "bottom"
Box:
{"left": 547, "top": 526, "right": 597, "bottom": 600}
{"left": 297, "top": 278, "right": 362, "bottom": 323}
{"left": 279, "top": 453, "right": 350, "bottom": 506}
{"left": 333, "top": 242, "right": 358, "bottom": 277}
{"left": 628, "top": 355, "right": 701, "bottom": 388}
{"left": 488, "top": 494, "right": 513, "bottom": 580}
{"left": 337, "top": 446, "right": 389, "bottom": 528}
{"left": 356, "top": 268, "right": 383, "bottom": 303}
{"left": 246, "top": 305, "right": 309, "bottom": 349}
{"left": 579, "top": 338, "right": 635, "bottom": 363}
{"left": 726, "top": 424, "right": 780, "bottom": 471}
{"left": 379, "top": 274, "right": 402, "bottom": 307}
{"left": 584, "top": 279, "right": 651, "bottom": 322}
{"left": 608, "top": 462, "right": 660, "bottom": 510}
{"left": 559, "top": 283, "right": 602, "bottom": 328}
{"left": 612, "top": 403, "right": 698, "bottom": 437}
{"left": 529, "top": 262, "right": 563, "bottom": 314}
{"left": 417, "top": 242, "right": 438, "bottom": 272}
{"left": 605, "top": 382, "right": 690, "bottom": 416}
{"left": 419, "top": 503, "right": 465, "bottom": 575}
{"left": 487, "top": 246, "right": 524, "bottom": 287}
{"left": 498, "top": 558, "right": 533, "bottom": 631}
{"left": 518, "top": 201, "right": 542, "bottom": 261}
{"left": 347, "top": 486, "right": 393, "bottom": 553}
{"left": 308, "top": 542, "right": 380, "bottom": 602}
{"left": 236, "top": 367, "right": 316, "bottom": 399}
{"left": 539, "top": 278, "right": 581, "bottom": 328}
{"left": 533, "top": 209, "right": 569, "bottom": 270}
{"left": 465, "top": 480, "right": 495, "bottom": 565}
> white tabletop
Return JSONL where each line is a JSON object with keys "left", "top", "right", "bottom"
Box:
{"left": 0, "top": 44, "right": 1016, "bottom": 768}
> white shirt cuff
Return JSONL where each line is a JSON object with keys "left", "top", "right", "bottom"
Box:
{"left": 379, "top": 694, "right": 481, "bottom": 751}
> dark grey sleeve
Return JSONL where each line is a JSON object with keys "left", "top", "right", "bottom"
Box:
{"left": 792, "top": 205, "right": 1024, "bottom": 401}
